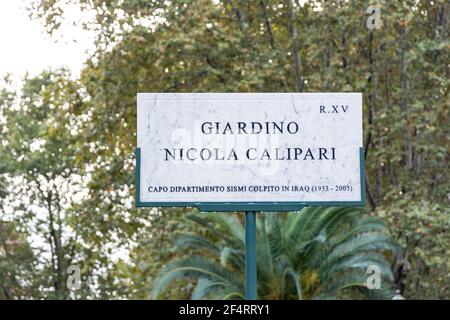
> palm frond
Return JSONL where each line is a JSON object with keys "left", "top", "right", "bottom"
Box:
{"left": 322, "top": 269, "right": 394, "bottom": 299}
{"left": 265, "top": 212, "right": 285, "bottom": 260}
{"left": 285, "top": 207, "right": 321, "bottom": 250}
{"left": 256, "top": 214, "right": 274, "bottom": 275}
{"left": 321, "top": 232, "right": 396, "bottom": 268}
{"left": 187, "top": 214, "right": 239, "bottom": 247}
{"left": 331, "top": 217, "right": 390, "bottom": 245}
{"left": 283, "top": 267, "right": 303, "bottom": 300}
{"left": 207, "top": 213, "right": 245, "bottom": 246}
{"left": 220, "top": 291, "right": 246, "bottom": 300}
{"left": 173, "top": 235, "right": 220, "bottom": 254}
{"left": 151, "top": 256, "right": 243, "bottom": 299}
{"left": 191, "top": 278, "right": 233, "bottom": 300}
{"left": 320, "top": 252, "right": 394, "bottom": 283}
{"left": 220, "top": 247, "right": 244, "bottom": 269}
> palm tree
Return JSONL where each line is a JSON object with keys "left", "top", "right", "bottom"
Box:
{"left": 152, "top": 207, "right": 397, "bottom": 300}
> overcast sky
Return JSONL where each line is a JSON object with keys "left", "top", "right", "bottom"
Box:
{"left": 0, "top": 0, "right": 94, "bottom": 79}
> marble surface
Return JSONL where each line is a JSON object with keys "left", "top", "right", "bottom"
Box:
{"left": 137, "top": 93, "right": 363, "bottom": 203}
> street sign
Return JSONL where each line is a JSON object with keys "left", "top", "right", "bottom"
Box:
{"left": 137, "top": 93, "right": 364, "bottom": 211}
{"left": 136, "top": 92, "right": 365, "bottom": 300}
{"left": 137, "top": 93, "right": 364, "bottom": 212}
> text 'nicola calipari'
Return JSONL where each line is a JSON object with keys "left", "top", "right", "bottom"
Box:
{"left": 163, "top": 121, "right": 337, "bottom": 162}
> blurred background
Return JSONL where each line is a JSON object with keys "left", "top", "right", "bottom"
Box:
{"left": 0, "top": 0, "right": 448, "bottom": 300}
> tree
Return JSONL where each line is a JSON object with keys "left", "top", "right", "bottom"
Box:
{"left": 16, "top": 0, "right": 450, "bottom": 299}
{"left": 0, "top": 70, "right": 97, "bottom": 299}
{"left": 152, "top": 207, "right": 397, "bottom": 300}
{"left": 0, "top": 217, "right": 38, "bottom": 299}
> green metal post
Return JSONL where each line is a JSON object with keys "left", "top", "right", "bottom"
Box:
{"left": 245, "top": 211, "right": 257, "bottom": 300}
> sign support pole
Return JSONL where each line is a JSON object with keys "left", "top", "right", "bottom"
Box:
{"left": 245, "top": 211, "right": 257, "bottom": 300}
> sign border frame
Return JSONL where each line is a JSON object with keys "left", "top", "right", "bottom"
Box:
{"left": 135, "top": 147, "right": 366, "bottom": 212}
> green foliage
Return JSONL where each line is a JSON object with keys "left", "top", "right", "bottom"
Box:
{"left": 0, "top": 70, "right": 87, "bottom": 299}
{"left": 0, "top": 220, "right": 38, "bottom": 299}
{"left": 378, "top": 199, "right": 449, "bottom": 299}
{"left": 153, "top": 208, "right": 397, "bottom": 300}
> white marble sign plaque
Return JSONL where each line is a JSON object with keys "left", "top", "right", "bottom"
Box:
{"left": 137, "top": 93, "right": 364, "bottom": 211}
